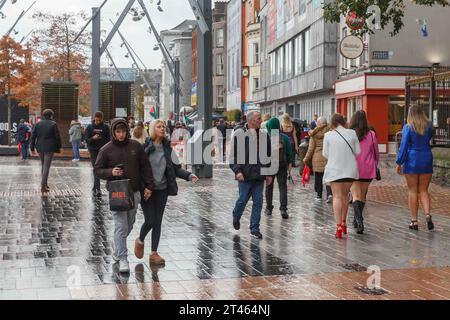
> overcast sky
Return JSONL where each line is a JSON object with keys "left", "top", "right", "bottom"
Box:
{"left": 0, "top": 0, "right": 195, "bottom": 69}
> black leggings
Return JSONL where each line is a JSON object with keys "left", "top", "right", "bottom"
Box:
{"left": 314, "top": 172, "right": 332, "bottom": 198}
{"left": 139, "top": 189, "right": 169, "bottom": 252}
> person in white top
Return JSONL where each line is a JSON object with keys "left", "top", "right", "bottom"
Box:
{"left": 323, "top": 114, "right": 361, "bottom": 239}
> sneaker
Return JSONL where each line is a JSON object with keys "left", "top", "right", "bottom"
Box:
{"left": 119, "top": 260, "right": 130, "bottom": 273}
{"left": 280, "top": 210, "right": 289, "bottom": 219}
{"left": 250, "top": 230, "right": 263, "bottom": 239}
{"left": 134, "top": 238, "right": 144, "bottom": 259}
{"left": 326, "top": 195, "right": 333, "bottom": 204}
{"left": 264, "top": 208, "right": 273, "bottom": 216}
{"left": 72, "top": 159, "right": 80, "bottom": 162}
{"left": 315, "top": 196, "right": 322, "bottom": 202}
{"left": 233, "top": 218, "right": 240, "bottom": 230}
{"left": 149, "top": 252, "right": 165, "bottom": 266}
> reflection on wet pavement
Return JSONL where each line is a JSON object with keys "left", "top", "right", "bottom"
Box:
{"left": 1, "top": 158, "right": 450, "bottom": 299}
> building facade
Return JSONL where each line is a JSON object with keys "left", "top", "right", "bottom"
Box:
{"left": 160, "top": 20, "right": 196, "bottom": 120}
{"left": 335, "top": 4, "right": 450, "bottom": 154}
{"left": 226, "top": 0, "right": 242, "bottom": 111}
{"left": 212, "top": 1, "right": 227, "bottom": 112}
{"left": 257, "top": 0, "right": 337, "bottom": 121}
{"left": 245, "top": 0, "right": 261, "bottom": 108}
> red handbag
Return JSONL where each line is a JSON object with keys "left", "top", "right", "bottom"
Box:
{"left": 301, "top": 165, "right": 311, "bottom": 187}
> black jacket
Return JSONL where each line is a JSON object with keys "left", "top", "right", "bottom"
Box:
{"left": 229, "top": 124, "right": 271, "bottom": 181}
{"left": 85, "top": 121, "right": 110, "bottom": 152}
{"left": 94, "top": 118, "right": 154, "bottom": 192}
{"left": 30, "top": 119, "right": 62, "bottom": 153}
{"left": 143, "top": 137, "right": 192, "bottom": 196}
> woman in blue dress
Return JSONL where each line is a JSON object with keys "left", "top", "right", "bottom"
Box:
{"left": 396, "top": 106, "right": 434, "bottom": 231}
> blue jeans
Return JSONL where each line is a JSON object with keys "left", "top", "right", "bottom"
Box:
{"left": 72, "top": 140, "right": 80, "bottom": 160}
{"left": 20, "top": 141, "right": 29, "bottom": 160}
{"left": 232, "top": 180, "right": 264, "bottom": 232}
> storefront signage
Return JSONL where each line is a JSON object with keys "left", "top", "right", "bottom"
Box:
{"left": 339, "top": 35, "right": 364, "bottom": 59}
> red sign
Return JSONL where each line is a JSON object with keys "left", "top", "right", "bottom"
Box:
{"left": 346, "top": 11, "right": 365, "bottom": 30}
{"left": 111, "top": 192, "right": 126, "bottom": 199}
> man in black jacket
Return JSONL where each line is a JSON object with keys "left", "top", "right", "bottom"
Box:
{"left": 229, "top": 111, "right": 273, "bottom": 240}
{"left": 85, "top": 111, "right": 110, "bottom": 195}
{"left": 94, "top": 118, "right": 154, "bottom": 273}
{"left": 30, "top": 109, "right": 62, "bottom": 193}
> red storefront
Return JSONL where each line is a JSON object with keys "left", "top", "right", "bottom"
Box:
{"left": 335, "top": 73, "right": 407, "bottom": 154}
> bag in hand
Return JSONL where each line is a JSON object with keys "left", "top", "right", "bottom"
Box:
{"left": 109, "top": 179, "right": 135, "bottom": 211}
{"left": 301, "top": 165, "right": 311, "bottom": 187}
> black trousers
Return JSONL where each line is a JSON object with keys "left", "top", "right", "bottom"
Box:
{"left": 265, "top": 168, "right": 288, "bottom": 211}
{"left": 89, "top": 150, "right": 100, "bottom": 190}
{"left": 139, "top": 189, "right": 169, "bottom": 252}
{"left": 314, "top": 172, "right": 332, "bottom": 198}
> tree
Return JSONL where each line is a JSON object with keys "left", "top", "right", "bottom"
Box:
{"left": 323, "top": 0, "right": 450, "bottom": 36}
{"left": 30, "top": 11, "right": 91, "bottom": 115}
{"left": 0, "top": 36, "right": 35, "bottom": 145}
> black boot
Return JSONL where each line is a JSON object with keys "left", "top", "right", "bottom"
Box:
{"left": 353, "top": 201, "right": 364, "bottom": 234}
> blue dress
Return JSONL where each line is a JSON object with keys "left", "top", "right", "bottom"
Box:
{"left": 396, "top": 124, "right": 433, "bottom": 174}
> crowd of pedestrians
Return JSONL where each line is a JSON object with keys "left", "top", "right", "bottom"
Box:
{"left": 23, "top": 105, "right": 436, "bottom": 273}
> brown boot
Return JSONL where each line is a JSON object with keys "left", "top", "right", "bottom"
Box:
{"left": 149, "top": 252, "right": 165, "bottom": 266}
{"left": 134, "top": 238, "right": 144, "bottom": 259}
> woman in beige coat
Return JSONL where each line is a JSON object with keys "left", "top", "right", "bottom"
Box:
{"left": 303, "top": 117, "right": 332, "bottom": 201}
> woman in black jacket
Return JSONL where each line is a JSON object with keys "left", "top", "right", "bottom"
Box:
{"left": 134, "top": 119, "right": 199, "bottom": 266}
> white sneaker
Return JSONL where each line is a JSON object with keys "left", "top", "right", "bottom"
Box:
{"left": 327, "top": 195, "right": 333, "bottom": 204}
{"left": 315, "top": 196, "right": 322, "bottom": 202}
{"left": 119, "top": 260, "right": 130, "bottom": 273}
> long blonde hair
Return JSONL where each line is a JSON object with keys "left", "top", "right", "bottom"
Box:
{"left": 281, "top": 113, "right": 293, "bottom": 132}
{"left": 407, "top": 106, "right": 430, "bottom": 136}
{"left": 149, "top": 119, "right": 166, "bottom": 140}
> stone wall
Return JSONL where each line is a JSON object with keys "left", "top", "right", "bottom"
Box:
{"left": 433, "top": 148, "right": 450, "bottom": 187}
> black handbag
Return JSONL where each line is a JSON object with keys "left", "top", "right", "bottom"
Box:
{"left": 108, "top": 179, "right": 135, "bottom": 211}
{"left": 370, "top": 132, "right": 381, "bottom": 181}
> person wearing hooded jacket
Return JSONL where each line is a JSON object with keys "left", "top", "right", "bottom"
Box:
{"left": 94, "top": 118, "right": 155, "bottom": 273}
{"left": 264, "top": 117, "right": 294, "bottom": 219}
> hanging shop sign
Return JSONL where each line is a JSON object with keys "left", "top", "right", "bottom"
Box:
{"left": 339, "top": 35, "right": 364, "bottom": 59}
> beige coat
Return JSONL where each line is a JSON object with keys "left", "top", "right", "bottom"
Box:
{"left": 303, "top": 124, "right": 329, "bottom": 173}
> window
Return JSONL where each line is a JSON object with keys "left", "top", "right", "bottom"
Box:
{"left": 216, "top": 28, "right": 224, "bottom": 47}
{"left": 216, "top": 85, "right": 224, "bottom": 108}
{"left": 216, "top": 54, "right": 224, "bottom": 75}
{"left": 295, "top": 33, "right": 303, "bottom": 74}
{"left": 253, "top": 43, "right": 260, "bottom": 64}
{"left": 299, "top": 0, "right": 307, "bottom": 20}
{"left": 285, "top": 40, "right": 293, "bottom": 78}
{"left": 253, "top": 77, "right": 260, "bottom": 90}
{"left": 304, "top": 29, "right": 310, "bottom": 70}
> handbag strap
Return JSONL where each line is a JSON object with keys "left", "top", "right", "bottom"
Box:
{"left": 369, "top": 131, "right": 378, "bottom": 165}
{"left": 334, "top": 129, "right": 354, "bottom": 154}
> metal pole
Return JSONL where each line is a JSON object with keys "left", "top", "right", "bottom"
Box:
{"left": 174, "top": 59, "right": 180, "bottom": 119}
{"left": 4, "top": 1, "right": 36, "bottom": 37}
{"left": 91, "top": 7, "right": 101, "bottom": 115}
{"left": 105, "top": 48, "right": 124, "bottom": 81}
{"left": 99, "top": 0, "right": 136, "bottom": 56}
{"left": 193, "top": 0, "right": 213, "bottom": 179}
{"left": 7, "top": 85, "right": 11, "bottom": 146}
{"left": 0, "top": 0, "right": 7, "bottom": 12}
{"left": 156, "top": 82, "right": 160, "bottom": 118}
{"left": 73, "top": 0, "right": 108, "bottom": 45}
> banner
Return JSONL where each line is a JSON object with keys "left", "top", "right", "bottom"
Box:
{"left": 0, "top": 98, "right": 29, "bottom": 145}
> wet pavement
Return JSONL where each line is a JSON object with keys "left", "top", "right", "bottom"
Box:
{"left": 0, "top": 156, "right": 450, "bottom": 300}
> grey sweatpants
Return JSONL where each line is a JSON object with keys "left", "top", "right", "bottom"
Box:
{"left": 111, "top": 191, "right": 141, "bottom": 261}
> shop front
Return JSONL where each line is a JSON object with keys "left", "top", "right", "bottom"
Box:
{"left": 335, "top": 73, "right": 407, "bottom": 154}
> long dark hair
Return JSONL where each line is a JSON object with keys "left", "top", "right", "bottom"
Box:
{"left": 350, "top": 110, "right": 370, "bottom": 141}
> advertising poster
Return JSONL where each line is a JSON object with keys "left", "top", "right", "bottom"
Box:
{"left": 268, "top": 0, "right": 276, "bottom": 44}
